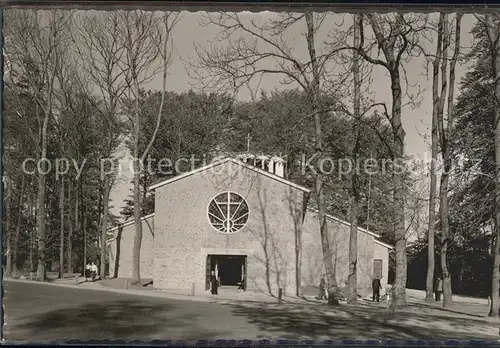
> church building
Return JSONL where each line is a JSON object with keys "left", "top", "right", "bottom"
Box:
{"left": 107, "top": 153, "right": 392, "bottom": 297}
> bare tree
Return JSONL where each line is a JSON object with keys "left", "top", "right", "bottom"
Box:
{"left": 117, "top": 11, "right": 179, "bottom": 284}
{"left": 72, "top": 11, "right": 128, "bottom": 279}
{"left": 5, "top": 10, "right": 72, "bottom": 280}
{"left": 347, "top": 13, "right": 362, "bottom": 304}
{"left": 425, "top": 13, "right": 448, "bottom": 303}
{"left": 306, "top": 12, "right": 342, "bottom": 305}
{"left": 353, "top": 13, "right": 427, "bottom": 308}
{"left": 475, "top": 13, "right": 500, "bottom": 317}
{"left": 193, "top": 11, "right": 353, "bottom": 304}
{"left": 437, "top": 14, "right": 462, "bottom": 308}
{"left": 423, "top": 19, "right": 441, "bottom": 304}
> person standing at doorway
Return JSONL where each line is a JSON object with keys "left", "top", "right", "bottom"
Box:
{"left": 436, "top": 277, "right": 443, "bottom": 301}
{"left": 372, "top": 276, "right": 382, "bottom": 302}
{"left": 210, "top": 270, "right": 218, "bottom": 295}
{"left": 237, "top": 274, "right": 245, "bottom": 290}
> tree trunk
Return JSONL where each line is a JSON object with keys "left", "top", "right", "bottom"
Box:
{"left": 97, "top": 181, "right": 103, "bottom": 231}
{"left": 142, "top": 171, "right": 148, "bottom": 215}
{"left": 425, "top": 126, "right": 437, "bottom": 302}
{"left": 361, "top": 14, "right": 408, "bottom": 309}
{"left": 347, "top": 13, "right": 362, "bottom": 304}
{"left": 80, "top": 182, "right": 86, "bottom": 276}
{"left": 36, "top": 169, "right": 48, "bottom": 281}
{"left": 440, "top": 170, "right": 453, "bottom": 307}
{"left": 36, "top": 21, "right": 57, "bottom": 280}
{"left": 492, "top": 223, "right": 500, "bottom": 317}
{"left": 5, "top": 182, "right": 12, "bottom": 278}
{"left": 130, "top": 13, "right": 171, "bottom": 284}
{"left": 12, "top": 175, "right": 25, "bottom": 275}
{"left": 74, "top": 181, "right": 80, "bottom": 274}
{"left": 439, "top": 14, "right": 452, "bottom": 308}
{"left": 114, "top": 226, "right": 122, "bottom": 278}
{"left": 291, "top": 196, "right": 304, "bottom": 297}
{"left": 131, "top": 67, "right": 143, "bottom": 285}
{"left": 486, "top": 14, "right": 500, "bottom": 318}
{"left": 390, "top": 68, "right": 408, "bottom": 309}
{"left": 67, "top": 180, "right": 73, "bottom": 274}
{"left": 83, "top": 203, "right": 87, "bottom": 276}
{"left": 426, "top": 13, "right": 445, "bottom": 303}
{"left": 294, "top": 224, "right": 302, "bottom": 297}
{"left": 440, "top": 14, "right": 462, "bottom": 308}
{"left": 58, "top": 178, "right": 65, "bottom": 278}
{"left": 100, "top": 174, "right": 111, "bottom": 280}
{"left": 305, "top": 12, "right": 339, "bottom": 305}
{"left": 29, "top": 187, "right": 34, "bottom": 275}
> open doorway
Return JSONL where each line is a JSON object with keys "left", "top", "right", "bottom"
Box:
{"left": 205, "top": 254, "right": 247, "bottom": 290}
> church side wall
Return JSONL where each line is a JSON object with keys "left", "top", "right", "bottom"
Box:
{"left": 373, "top": 241, "right": 390, "bottom": 287}
{"left": 153, "top": 161, "right": 305, "bottom": 296}
{"left": 108, "top": 216, "right": 155, "bottom": 279}
{"left": 301, "top": 211, "right": 376, "bottom": 297}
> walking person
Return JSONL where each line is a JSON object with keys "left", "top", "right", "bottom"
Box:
{"left": 372, "top": 276, "right": 382, "bottom": 302}
{"left": 435, "top": 277, "right": 443, "bottom": 301}
{"left": 210, "top": 270, "right": 218, "bottom": 295}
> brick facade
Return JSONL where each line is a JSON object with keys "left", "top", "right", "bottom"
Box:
{"left": 301, "top": 210, "right": 389, "bottom": 297}
{"left": 152, "top": 159, "right": 305, "bottom": 296}
{"left": 108, "top": 214, "right": 154, "bottom": 279}
{"left": 108, "top": 158, "right": 391, "bottom": 297}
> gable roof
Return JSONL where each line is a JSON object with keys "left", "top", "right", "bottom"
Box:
{"left": 374, "top": 239, "right": 394, "bottom": 250}
{"left": 307, "top": 208, "right": 393, "bottom": 250}
{"left": 148, "top": 157, "right": 311, "bottom": 193}
{"left": 307, "top": 208, "right": 381, "bottom": 238}
{"left": 107, "top": 213, "right": 155, "bottom": 233}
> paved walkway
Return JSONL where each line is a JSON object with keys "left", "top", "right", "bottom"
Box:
{"left": 5, "top": 277, "right": 324, "bottom": 306}
{"left": 7, "top": 275, "right": 493, "bottom": 309}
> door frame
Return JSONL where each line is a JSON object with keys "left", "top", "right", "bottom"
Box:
{"left": 205, "top": 253, "right": 248, "bottom": 290}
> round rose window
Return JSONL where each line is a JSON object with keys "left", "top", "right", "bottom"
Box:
{"left": 208, "top": 192, "right": 249, "bottom": 234}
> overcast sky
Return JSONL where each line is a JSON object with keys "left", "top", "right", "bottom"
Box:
{"left": 109, "top": 11, "right": 478, "bottom": 225}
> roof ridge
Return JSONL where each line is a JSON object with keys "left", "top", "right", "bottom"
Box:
{"left": 147, "top": 157, "right": 310, "bottom": 193}
{"left": 306, "top": 207, "right": 381, "bottom": 239}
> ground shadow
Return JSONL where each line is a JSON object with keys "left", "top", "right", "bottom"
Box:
{"left": 223, "top": 301, "right": 498, "bottom": 340}
{"left": 407, "top": 302, "right": 487, "bottom": 319}
{"left": 5, "top": 281, "right": 498, "bottom": 342}
{"left": 7, "top": 298, "right": 221, "bottom": 342}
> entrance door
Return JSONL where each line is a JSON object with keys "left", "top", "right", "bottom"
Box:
{"left": 219, "top": 256, "right": 243, "bottom": 285}
{"left": 205, "top": 254, "right": 246, "bottom": 289}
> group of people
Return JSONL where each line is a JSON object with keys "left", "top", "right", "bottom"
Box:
{"left": 373, "top": 276, "right": 444, "bottom": 302}
{"left": 85, "top": 262, "right": 98, "bottom": 282}
{"left": 317, "top": 275, "right": 386, "bottom": 303}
